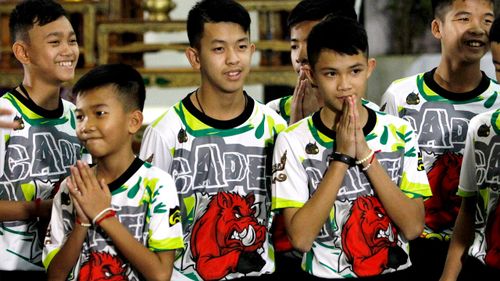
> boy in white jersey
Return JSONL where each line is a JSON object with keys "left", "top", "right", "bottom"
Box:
{"left": 266, "top": 0, "right": 379, "bottom": 125}
{"left": 440, "top": 17, "right": 500, "bottom": 281}
{"left": 272, "top": 16, "right": 431, "bottom": 280}
{"left": 380, "top": 1, "right": 500, "bottom": 280}
{"left": 139, "top": 0, "right": 286, "bottom": 280}
{"left": 0, "top": 1, "right": 81, "bottom": 278}
{"left": 44, "top": 64, "right": 184, "bottom": 280}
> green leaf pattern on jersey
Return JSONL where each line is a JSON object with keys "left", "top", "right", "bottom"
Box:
{"left": 174, "top": 103, "right": 255, "bottom": 137}
{"left": 492, "top": 108, "right": 500, "bottom": 135}
{"left": 484, "top": 92, "right": 498, "bottom": 109}
{"left": 4, "top": 93, "right": 69, "bottom": 126}
{"left": 417, "top": 74, "right": 485, "bottom": 104}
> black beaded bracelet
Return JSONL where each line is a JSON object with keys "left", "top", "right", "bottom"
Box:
{"left": 330, "top": 152, "right": 356, "bottom": 166}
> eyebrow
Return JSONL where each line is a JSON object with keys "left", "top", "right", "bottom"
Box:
{"left": 45, "top": 31, "right": 76, "bottom": 39}
{"left": 75, "top": 104, "right": 108, "bottom": 111}
{"left": 211, "top": 37, "right": 249, "bottom": 44}
{"left": 453, "top": 11, "right": 494, "bottom": 18}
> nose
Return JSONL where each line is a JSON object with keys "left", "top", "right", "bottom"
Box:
{"left": 78, "top": 118, "right": 95, "bottom": 135}
{"left": 226, "top": 47, "right": 240, "bottom": 65}
{"left": 295, "top": 45, "right": 308, "bottom": 67}
{"left": 337, "top": 75, "right": 352, "bottom": 92}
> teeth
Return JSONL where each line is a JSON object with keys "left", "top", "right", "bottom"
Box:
{"left": 241, "top": 225, "right": 256, "bottom": 246}
{"left": 468, "top": 41, "right": 482, "bottom": 47}
{"left": 228, "top": 71, "right": 239, "bottom": 76}
{"left": 57, "top": 61, "right": 73, "bottom": 67}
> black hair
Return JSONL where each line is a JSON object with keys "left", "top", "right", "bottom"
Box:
{"left": 9, "top": 0, "right": 67, "bottom": 43}
{"left": 287, "top": 0, "right": 357, "bottom": 29}
{"left": 73, "top": 64, "right": 145, "bottom": 112}
{"left": 490, "top": 16, "right": 500, "bottom": 42}
{"left": 187, "top": 0, "right": 251, "bottom": 48}
{"left": 307, "top": 15, "right": 368, "bottom": 68}
{"left": 432, "top": 0, "right": 495, "bottom": 19}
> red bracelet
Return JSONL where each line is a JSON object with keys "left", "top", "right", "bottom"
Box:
{"left": 34, "top": 198, "right": 41, "bottom": 213}
{"left": 95, "top": 210, "right": 116, "bottom": 226}
{"left": 369, "top": 150, "right": 381, "bottom": 164}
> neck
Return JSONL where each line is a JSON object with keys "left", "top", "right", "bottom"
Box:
{"left": 435, "top": 59, "right": 483, "bottom": 93}
{"left": 320, "top": 103, "right": 368, "bottom": 132}
{"left": 193, "top": 85, "right": 247, "bottom": 120}
{"left": 94, "top": 149, "right": 136, "bottom": 184}
{"left": 22, "top": 74, "right": 61, "bottom": 110}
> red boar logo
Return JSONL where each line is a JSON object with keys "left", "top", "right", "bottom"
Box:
{"left": 485, "top": 201, "right": 500, "bottom": 269}
{"left": 342, "top": 196, "right": 407, "bottom": 277}
{"left": 425, "top": 152, "right": 463, "bottom": 232}
{"left": 78, "top": 252, "right": 127, "bottom": 281}
{"left": 190, "top": 192, "right": 267, "bottom": 280}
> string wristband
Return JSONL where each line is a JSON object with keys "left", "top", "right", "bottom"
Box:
{"left": 95, "top": 210, "right": 116, "bottom": 226}
{"left": 92, "top": 207, "right": 114, "bottom": 225}
{"left": 369, "top": 150, "right": 381, "bottom": 164}
{"left": 362, "top": 163, "right": 372, "bottom": 171}
{"left": 76, "top": 218, "right": 91, "bottom": 228}
{"left": 355, "top": 150, "right": 374, "bottom": 165}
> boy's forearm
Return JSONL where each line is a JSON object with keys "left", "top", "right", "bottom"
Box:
{"left": 365, "top": 160, "right": 425, "bottom": 240}
{"left": 98, "top": 217, "right": 172, "bottom": 281}
{"left": 285, "top": 161, "right": 348, "bottom": 252}
{"left": 440, "top": 197, "right": 476, "bottom": 281}
{"left": 0, "top": 200, "right": 52, "bottom": 221}
{"left": 47, "top": 224, "right": 88, "bottom": 280}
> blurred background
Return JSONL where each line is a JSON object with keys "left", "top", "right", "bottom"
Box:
{"left": 1, "top": 0, "right": 499, "bottom": 126}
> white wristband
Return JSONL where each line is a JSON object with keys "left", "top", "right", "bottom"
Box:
{"left": 92, "top": 207, "right": 114, "bottom": 225}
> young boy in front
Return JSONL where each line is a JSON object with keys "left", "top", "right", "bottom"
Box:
{"left": 440, "top": 17, "right": 500, "bottom": 281}
{"left": 139, "top": 0, "right": 286, "bottom": 279}
{"left": 43, "top": 64, "right": 184, "bottom": 280}
{"left": 266, "top": 0, "right": 378, "bottom": 125}
{"left": 272, "top": 16, "right": 431, "bottom": 280}
{"left": 0, "top": 0, "right": 81, "bottom": 278}
{"left": 380, "top": 1, "right": 500, "bottom": 280}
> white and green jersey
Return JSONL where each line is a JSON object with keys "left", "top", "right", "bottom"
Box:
{"left": 139, "top": 92, "right": 287, "bottom": 280}
{"left": 381, "top": 68, "right": 500, "bottom": 241}
{"left": 458, "top": 108, "right": 500, "bottom": 270}
{"left": 272, "top": 108, "right": 431, "bottom": 279}
{"left": 0, "top": 89, "right": 83, "bottom": 271}
{"left": 43, "top": 158, "right": 184, "bottom": 280}
{"left": 266, "top": 95, "right": 380, "bottom": 124}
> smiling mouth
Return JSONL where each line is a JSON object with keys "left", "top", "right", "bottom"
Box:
{"left": 57, "top": 61, "right": 74, "bottom": 67}
{"left": 465, "top": 40, "right": 484, "bottom": 48}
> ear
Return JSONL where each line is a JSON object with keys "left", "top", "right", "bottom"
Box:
{"left": 250, "top": 42, "right": 256, "bottom": 55}
{"left": 12, "top": 41, "right": 30, "bottom": 64}
{"left": 185, "top": 47, "right": 201, "bottom": 70}
{"left": 128, "top": 110, "right": 143, "bottom": 134}
{"left": 303, "top": 65, "right": 318, "bottom": 87}
{"left": 366, "top": 58, "right": 377, "bottom": 79}
{"left": 431, "top": 19, "right": 442, "bottom": 40}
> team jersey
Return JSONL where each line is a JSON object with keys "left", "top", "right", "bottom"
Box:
{"left": 272, "top": 107, "right": 431, "bottom": 279}
{"left": 43, "top": 158, "right": 184, "bottom": 280}
{"left": 380, "top": 68, "right": 500, "bottom": 241}
{"left": 139, "top": 92, "right": 287, "bottom": 280}
{"left": 266, "top": 95, "right": 380, "bottom": 124}
{"left": 458, "top": 108, "right": 500, "bottom": 269}
{"left": 0, "top": 89, "right": 83, "bottom": 271}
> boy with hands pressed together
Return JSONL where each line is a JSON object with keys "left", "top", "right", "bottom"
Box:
{"left": 272, "top": 16, "right": 431, "bottom": 280}
{"left": 43, "top": 64, "right": 183, "bottom": 281}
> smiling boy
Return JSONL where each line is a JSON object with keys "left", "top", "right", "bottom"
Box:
{"left": 0, "top": 1, "right": 81, "bottom": 278}
{"left": 139, "top": 0, "right": 286, "bottom": 280}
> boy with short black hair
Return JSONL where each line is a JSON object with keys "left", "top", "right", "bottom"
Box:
{"left": 139, "top": 0, "right": 287, "bottom": 279}
{"left": 380, "top": 1, "right": 500, "bottom": 280}
{"left": 0, "top": 0, "right": 81, "bottom": 277}
{"left": 439, "top": 16, "right": 500, "bottom": 281}
{"left": 43, "top": 63, "right": 184, "bottom": 280}
{"left": 266, "top": 0, "right": 378, "bottom": 125}
{"left": 272, "top": 15, "right": 431, "bottom": 280}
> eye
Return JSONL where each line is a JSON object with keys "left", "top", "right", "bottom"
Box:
{"left": 69, "top": 38, "right": 78, "bottom": 45}
{"left": 325, "top": 71, "right": 336, "bottom": 77}
{"left": 239, "top": 44, "right": 248, "bottom": 50}
{"left": 75, "top": 114, "right": 84, "bottom": 121}
{"left": 96, "top": 111, "right": 106, "bottom": 117}
{"left": 457, "top": 17, "right": 469, "bottom": 22}
{"left": 377, "top": 212, "right": 383, "bottom": 218}
{"left": 48, "top": 41, "right": 60, "bottom": 45}
{"left": 234, "top": 212, "right": 241, "bottom": 219}
{"left": 213, "top": 47, "right": 224, "bottom": 53}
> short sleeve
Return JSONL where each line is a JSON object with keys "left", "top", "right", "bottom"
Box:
{"left": 147, "top": 172, "right": 184, "bottom": 251}
{"left": 399, "top": 125, "right": 432, "bottom": 199}
{"left": 458, "top": 117, "right": 478, "bottom": 197}
{"left": 380, "top": 83, "right": 399, "bottom": 116}
{"left": 43, "top": 179, "right": 74, "bottom": 268}
{"left": 139, "top": 125, "right": 174, "bottom": 173}
{"left": 272, "top": 132, "right": 309, "bottom": 210}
